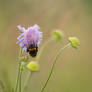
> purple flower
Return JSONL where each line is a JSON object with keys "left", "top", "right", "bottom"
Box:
{"left": 17, "top": 24, "right": 42, "bottom": 57}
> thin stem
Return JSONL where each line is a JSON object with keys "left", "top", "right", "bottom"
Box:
{"left": 23, "top": 72, "right": 33, "bottom": 92}
{"left": 19, "top": 69, "right": 22, "bottom": 92}
{"left": 40, "top": 43, "right": 71, "bottom": 92}
{"left": 14, "top": 63, "right": 21, "bottom": 92}
{"left": 14, "top": 47, "right": 23, "bottom": 92}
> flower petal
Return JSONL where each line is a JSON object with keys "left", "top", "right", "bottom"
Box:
{"left": 17, "top": 25, "right": 26, "bottom": 32}
{"left": 17, "top": 34, "right": 24, "bottom": 40}
{"left": 33, "top": 24, "right": 40, "bottom": 30}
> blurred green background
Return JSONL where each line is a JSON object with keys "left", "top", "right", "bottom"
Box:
{"left": 0, "top": 0, "right": 92, "bottom": 92}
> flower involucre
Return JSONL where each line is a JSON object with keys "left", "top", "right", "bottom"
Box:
{"left": 17, "top": 24, "right": 42, "bottom": 57}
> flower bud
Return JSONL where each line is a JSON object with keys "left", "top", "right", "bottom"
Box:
{"left": 20, "top": 62, "right": 27, "bottom": 71}
{"left": 68, "top": 37, "right": 80, "bottom": 49}
{"left": 20, "top": 56, "right": 28, "bottom": 62}
{"left": 26, "top": 61, "right": 39, "bottom": 72}
{"left": 52, "top": 30, "right": 63, "bottom": 41}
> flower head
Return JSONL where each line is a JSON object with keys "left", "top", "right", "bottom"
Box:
{"left": 17, "top": 24, "right": 42, "bottom": 57}
{"left": 52, "top": 29, "right": 64, "bottom": 41}
{"left": 68, "top": 37, "right": 80, "bottom": 49}
{"left": 26, "top": 61, "right": 39, "bottom": 72}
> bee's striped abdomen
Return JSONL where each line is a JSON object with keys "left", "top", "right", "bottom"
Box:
{"left": 27, "top": 44, "right": 38, "bottom": 57}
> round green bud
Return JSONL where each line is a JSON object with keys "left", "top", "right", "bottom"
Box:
{"left": 26, "top": 61, "right": 39, "bottom": 72}
{"left": 68, "top": 37, "right": 80, "bottom": 49}
{"left": 52, "top": 30, "right": 64, "bottom": 41}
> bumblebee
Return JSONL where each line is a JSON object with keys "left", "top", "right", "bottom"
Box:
{"left": 27, "top": 44, "right": 38, "bottom": 57}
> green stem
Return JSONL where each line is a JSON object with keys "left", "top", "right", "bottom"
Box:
{"left": 14, "top": 63, "right": 21, "bottom": 92}
{"left": 40, "top": 43, "right": 71, "bottom": 92}
{"left": 14, "top": 47, "right": 23, "bottom": 92}
{"left": 19, "top": 69, "right": 22, "bottom": 92}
